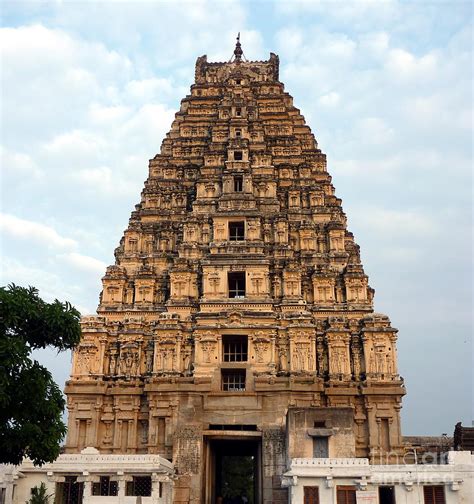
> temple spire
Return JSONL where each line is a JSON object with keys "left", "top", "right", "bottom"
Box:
{"left": 230, "top": 32, "right": 246, "bottom": 62}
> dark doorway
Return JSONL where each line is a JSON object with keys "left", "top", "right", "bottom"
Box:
{"left": 210, "top": 438, "right": 260, "bottom": 504}
{"left": 379, "top": 486, "right": 395, "bottom": 504}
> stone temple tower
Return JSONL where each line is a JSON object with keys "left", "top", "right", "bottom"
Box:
{"left": 65, "top": 39, "right": 405, "bottom": 503}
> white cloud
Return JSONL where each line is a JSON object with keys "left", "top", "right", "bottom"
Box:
{"left": 0, "top": 146, "right": 43, "bottom": 178}
{"left": 356, "top": 117, "right": 395, "bottom": 145}
{"left": 0, "top": 213, "right": 77, "bottom": 249}
{"left": 385, "top": 48, "right": 439, "bottom": 82}
{"left": 0, "top": 1, "right": 471, "bottom": 436}
{"left": 351, "top": 207, "right": 439, "bottom": 237}
{"left": 319, "top": 91, "right": 340, "bottom": 107}
{"left": 43, "top": 130, "right": 106, "bottom": 160}
{"left": 58, "top": 252, "right": 106, "bottom": 275}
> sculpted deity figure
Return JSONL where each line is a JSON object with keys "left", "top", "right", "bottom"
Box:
{"left": 293, "top": 343, "right": 306, "bottom": 371}
{"left": 131, "top": 350, "right": 140, "bottom": 376}
{"left": 254, "top": 341, "right": 267, "bottom": 363}
{"left": 352, "top": 346, "right": 361, "bottom": 378}
{"left": 375, "top": 346, "right": 386, "bottom": 374}
{"left": 331, "top": 347, "right": 345, "bottom": 374}
{"left": 108, "top": 348, "right": 118, "bottom": 375}
{"left": 201, "top": 342, "right": 214, "bottom": 363}
{"left": 103, "top": 421, "right": 112, "bottom": 444}
{"left": 76, "top": 347, "right": 91, "bottom": 375}
{"left": 161, "top": 349, "right": 169, "bottom": 371}
{"left": 369, "top": 351, "right": 376, "bottom": 374}
{"left": 277, "top": 343, "right": 287, "bottom": 372}
{"left": 182, "top": 347, "right": 192, "bottom": 374}
{"left": 145, "top": 342, "right": 154, "bottom": 374}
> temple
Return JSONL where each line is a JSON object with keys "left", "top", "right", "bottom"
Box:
{"left": 62, "top": 39, "right": 407, "bottom": 503}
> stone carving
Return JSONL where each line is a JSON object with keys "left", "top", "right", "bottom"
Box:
{"left": 201, "top": 340, "right": 216, "bottom": 364}
{"left": 253, "top": 337, "right": 269, "bottom": 364}
{"left": 145, "top": 341, "right": 154, "bottom": 374}
{"left": 277, "top": 339, "right": 288, "bottom": 373}
{"left": 119, "top": 342, "right": 141, "bottom": 376}
{"left": 263, "top": 429, "right": 285, "bottom": 476}
{"left": 108, "top": 343, "right": 119, "bottom": 375}
{"left": 175, "top": 426, "right": 201, "bottom": 475}
{"left": 66, "top": 42, "right": 405, "bottom": 499}
{"left": 74, "top": 342, "right": 97, "bottom": 375}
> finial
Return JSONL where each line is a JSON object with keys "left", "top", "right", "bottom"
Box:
{"left": 234, "top": 32, "right": 243, "bottom": 62}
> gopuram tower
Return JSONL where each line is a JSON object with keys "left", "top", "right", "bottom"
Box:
{"left": 66, "top": 38, "right": 406, "bottom": 503}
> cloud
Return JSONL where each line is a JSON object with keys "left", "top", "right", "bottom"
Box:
{"left": 58, "top": 252, "right": 106, "bottom": 275}
{"left": 0, "top": 213, "right": 78, "bottom": 249}
{"left": 0, "top": 1, "right": 471, "bottom": 437}
{"left": 318, "top": 91, "right": 340, "bottom": 107}
{"left": 0, "top": 146, "right": 43, "bottom": 178}
{"left": 350, "top": 207, "right": 439, "bottom": 237}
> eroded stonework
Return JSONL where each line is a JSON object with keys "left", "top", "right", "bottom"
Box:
{"left": 65, "top": 44, "right": 405, "bottom": 503}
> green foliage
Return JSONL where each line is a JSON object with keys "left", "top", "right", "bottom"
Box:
{"left": 0, "top": 284, "right": 81, "bottom": 466}
{"left": 26, "top": 483, "right": 53, "bottom": 504}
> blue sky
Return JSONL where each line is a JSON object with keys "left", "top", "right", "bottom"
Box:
{"left": 1, "top": 0, "right": 472, "bottom": 436}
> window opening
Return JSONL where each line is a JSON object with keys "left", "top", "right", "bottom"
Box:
{"left": 228, "top": 272, "right": 245, "bottom": 298}
{"left": 304, "top": 487, "right": 320, "bottom": 504}
{"left": 223, "top": 335, "right": 248, "bottom": 362}
{"left": 209, "top": 424, "right": 257, "bottom": 431}
{"left": 234, "top": 150, "right": 243, "bottom": 161}
{"left": 234, "top": 175, "right": 243, "bottom": 192}
{"left": 336, "top": 486, "right": 356, "bottom": 504}
{"left": 56, "top": 477, "right": 84, "bottom": 504}
{"left": 313, "top": 436, "right": 329, "bottom": 458}
{"left": 235, "top": 129, "right": 242, "bottom": 137}
{"left": 381, "top": 418, "right": 390, "bottom": 451}
{"left": 229, "top": 221, "right": 245, "bottom": 240}
{"left": 126, "top": 477, "right": 152, "bottom": 497}
{"left": 379, "top": 486, "right": 395, "bottom": 504}
{"left": 423, "top": 486, "right": 446, "bottom": 504}
{"left": 235, "top": 107, "right": 242, "bottom": 116}
{"left": 222, "top": 369, "right": 246, "bottom": 391}
{"left": 92, "top": 477, "right": 118, "bottom": 497}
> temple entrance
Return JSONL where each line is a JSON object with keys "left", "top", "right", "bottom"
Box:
{"left": 206, "top": 437, "right": 261, "bottom": 504}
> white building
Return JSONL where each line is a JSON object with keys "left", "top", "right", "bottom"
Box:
{"left": 0, "top": 448, "right": 173, "bottom": 504}
{"left": 2, "top": 450, "right": 472, "bottom": 504}
{"left": 282, "top": 451, "right": 473, "bottom": 504}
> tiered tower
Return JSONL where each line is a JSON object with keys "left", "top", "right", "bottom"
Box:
{"left": 66, "top": 40, "right": 405, "bottom": 503}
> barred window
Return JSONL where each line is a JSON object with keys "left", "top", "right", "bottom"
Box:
{"left": 55, "top": 476, "right": 83, "bottom": 504}
{"left": 223, "top": 335, "right": 248, "bottom": 362}
{"left": 222, "top": 369, "right": 246, "bottom": 391}
{"left": 126, "top": 476, "right": 151, "bottom": 497}
{"left": 92, "top": 476, "right": 118, "bottom": 497}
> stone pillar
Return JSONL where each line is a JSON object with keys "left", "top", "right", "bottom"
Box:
{"left": 2, "top": 474, "right": 15, "bottom": 504}
{"left": 80, "top": 473, "right": 93, "bottom": 504}
{"left": 117, "top": 473, "right": 127, "bottom": 504}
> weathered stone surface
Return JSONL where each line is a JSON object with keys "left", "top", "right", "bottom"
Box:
{"left": 65, "top": 41, "right": 405, "bottom": 501}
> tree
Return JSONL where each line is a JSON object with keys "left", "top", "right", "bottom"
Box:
{"left": 26, "top": 483, "right": 53, "bottom": 504}
{"left": 0, "top": 284, "right": 81, "bottom": 465}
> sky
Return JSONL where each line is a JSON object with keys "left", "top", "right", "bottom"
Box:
{"left": 0, "top": 0, "right": 472, "bottom": 436}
